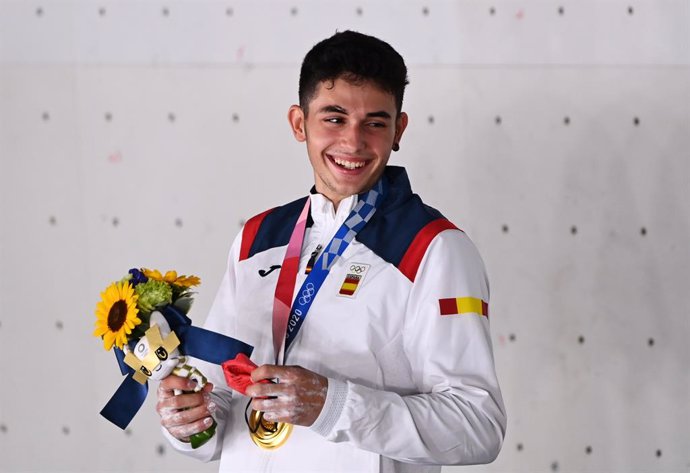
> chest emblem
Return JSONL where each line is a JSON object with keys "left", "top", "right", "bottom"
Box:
{"left": 338, "top": 263, "right": 370, "bottom": 297}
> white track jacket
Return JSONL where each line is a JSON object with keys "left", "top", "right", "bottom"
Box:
{"left": 164, "top": 166, "right": 506, "bottom": 472}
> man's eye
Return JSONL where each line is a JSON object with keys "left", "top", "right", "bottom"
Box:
{"left": 368, "top": 122, "right": 386, "bottom": 128}
{"left": 325, "top": 117, "right": 343, "bottom": 124}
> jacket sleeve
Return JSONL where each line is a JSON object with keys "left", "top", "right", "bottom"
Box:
{"left": 161, "top": 233, "right": 243, "bottom": 462}
{"left": 310, "top": 230, "right": 507, "bottom": 465}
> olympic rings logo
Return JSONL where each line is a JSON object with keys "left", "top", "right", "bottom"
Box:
{"left": 298, "top": 282, "right": 316, "bottom": 305}
{"left": 349, "top": 265, "right": 366, "bottom": 274}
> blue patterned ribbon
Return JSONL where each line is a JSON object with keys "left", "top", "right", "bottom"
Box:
{"left": 284, "top": 178, "right": 385, "bottom": 358}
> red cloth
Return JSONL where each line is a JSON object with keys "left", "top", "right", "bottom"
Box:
{"left": 222, "top": 353, "right": 265, "bottom": 395}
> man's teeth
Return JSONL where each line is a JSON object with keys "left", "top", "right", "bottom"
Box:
{"left": 334, "top": 158, "right": 365, "bottom": 170}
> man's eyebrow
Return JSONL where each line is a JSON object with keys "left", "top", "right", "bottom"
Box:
{"left": 366, "top": 111, "right": 392, "bottom": 119}
{"left": 318, "top": 105, "right": 348, "bottom": 114}
{"left": 317, "top": 105, "right": 392, "bottom": 119}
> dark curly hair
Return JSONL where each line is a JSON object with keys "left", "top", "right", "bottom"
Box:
{"left": 298, "top": 30, "right": 409, "bottom": 116}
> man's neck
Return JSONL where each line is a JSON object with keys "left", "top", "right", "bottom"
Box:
{"left": 314, "top": 193, "right": 344, "bottom": 213}
{"left": 313, "top": 185, "right": 348, "bottom": 213}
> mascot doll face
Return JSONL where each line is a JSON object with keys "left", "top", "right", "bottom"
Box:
{"left": 128, "top": 311, "right": 181, "bottom": 381}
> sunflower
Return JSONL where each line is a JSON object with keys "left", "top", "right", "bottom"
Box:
{"left": 93, "top": 281, "right": 141, "bottom": 350}
{"left": 142, "top": 268, "right": 200, "bottom": 288}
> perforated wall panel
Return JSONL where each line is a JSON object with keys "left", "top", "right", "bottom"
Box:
{"left": 1, "top": 1, "right": 688, "bottom": 472}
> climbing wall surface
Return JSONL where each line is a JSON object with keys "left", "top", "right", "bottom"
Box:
{"left": 0, "top": 1, "right": 688, "bottom": 472}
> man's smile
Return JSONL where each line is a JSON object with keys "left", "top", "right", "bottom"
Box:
{"left": 326, "top": 153, "right": 371, "bottom": 172}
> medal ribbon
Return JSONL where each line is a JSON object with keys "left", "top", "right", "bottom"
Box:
{"left": 272, "top": 198, "right": 311, "bottom": 364}
{"left": 271, "top": 179, "right": 385, "bottom": 364}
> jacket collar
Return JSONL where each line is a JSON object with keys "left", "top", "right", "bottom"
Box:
{"left": 307, "top": 165, "right": 412, "bottom": 217}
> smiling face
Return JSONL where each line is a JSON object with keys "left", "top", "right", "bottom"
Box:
{"left": 288, "top": 78, "right": 408, "bottom": 208}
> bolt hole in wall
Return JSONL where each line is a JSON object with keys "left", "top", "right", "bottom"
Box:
{"left": 511, "top": 443, "right": 611, "bottom": 468}
{"left": 485, "top": 4, "right": 635, "bottom": 16}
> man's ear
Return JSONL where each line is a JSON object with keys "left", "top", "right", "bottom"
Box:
{"left": 394, "top": 112, "right": 409, "bottom": 145}
{"left": 288, "top": 105, "right": 307, "bottom": 142}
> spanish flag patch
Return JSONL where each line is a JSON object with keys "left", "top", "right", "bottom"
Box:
{"left": 438, "top": 297, "right": 489, "bottom": 317}
{"left": 338, "top": 263, "right": 370, "bottom": 297}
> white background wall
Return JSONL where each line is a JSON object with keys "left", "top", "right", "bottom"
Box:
{"left": 0, "top": 1, "right": 688, "bottom": 472}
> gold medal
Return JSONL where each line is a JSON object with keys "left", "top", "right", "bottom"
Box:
{"left": 247, "top": 409, "right": 293, "bottom": 449}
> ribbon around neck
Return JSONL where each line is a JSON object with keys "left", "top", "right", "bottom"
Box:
{"left": 272, "top": 197, "right": 311, "bottom": 365}
{"left": 100, "top": 304, "right": 254, "bottom": 430}
{"left": 272, "top": 178, "right": 385, "bottom": 365}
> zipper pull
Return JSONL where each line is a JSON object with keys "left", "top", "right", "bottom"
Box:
{"left": 305, "top": 244, "right": 323, "bottom": 274}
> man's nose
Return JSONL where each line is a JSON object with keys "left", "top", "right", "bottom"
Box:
{"left": 340, "top": 123, "right": 365, "bottom": 151}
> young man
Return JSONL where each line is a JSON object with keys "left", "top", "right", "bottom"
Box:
{"left": 156, "top": 30, "right": 506, "bottom": 472}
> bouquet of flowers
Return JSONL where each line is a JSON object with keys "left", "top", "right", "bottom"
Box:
{"left": 93, "top": 268, "right": 199, "bottom": 351}
{"left": 93, "top": 267, "right": 253, "bottom": 448}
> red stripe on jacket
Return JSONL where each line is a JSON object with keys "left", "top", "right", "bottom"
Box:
{"left": 398, "top": 218, "right": 460, "bottom": 282}
{"left": 239, "top": 208, "right": 275, "bottom": 261}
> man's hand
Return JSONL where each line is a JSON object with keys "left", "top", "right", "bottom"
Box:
{"left": 246, "top": 365, "right": 328, "bottom": 427}
{"left": 156, "top": 375, "right": 216, "bottom": 442}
